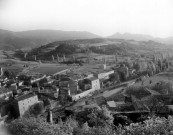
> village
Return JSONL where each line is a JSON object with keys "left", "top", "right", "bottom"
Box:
{"left": 0, "top": 50, "right": 172, "bottom": 126}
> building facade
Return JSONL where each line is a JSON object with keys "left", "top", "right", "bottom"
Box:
{"left": 13, "top": 93, "right": 39, "bottom": 117}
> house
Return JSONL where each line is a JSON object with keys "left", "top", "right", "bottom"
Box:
{"left": 12, "top": 93, "right": 39, "bottom": 117}
{"left": 69, "top": 79, "right": 79, "bottom": 95}
{"left": 59, "top": 81, "right": 69, "bottom": 88}
{"left": 94, "top": 69, "right": 114, "bottom": 80}
{"left": 83, "top": 72, "right": 93, "bottom": 79}
{"left": 71, "top": 78, "right": 100, "bottom": 101}
{"left": 58, "top": 88, "right": 71, "bottom": 105}
{"left": 89, "top": 77, "right": 100, "bottom": 90}
{"left": 71, "top": 76, "right": 101, "bottom": 101}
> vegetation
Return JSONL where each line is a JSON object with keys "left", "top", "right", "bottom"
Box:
{"left": 3, "top": 70, "right": 16, "bottom": 79}
{"left": 6, "top": 105, "right": 173, "bottom": 135}
{"left": 7, "top": 117, "right": 74, "bottom": 135}
{"left": 14, "top": 38, "right": 168, "bottom": 61}
{"left": 75, "top": 105, "right": 114, "bottom": 127}
{"left": 117, "top": 116, "right": 173, "bottom": 135}
{"left": 23, "top": 102, "right": 44, "bottom": 118}
{"left": 125, "top": 86, "right": 151, "bottom": 99}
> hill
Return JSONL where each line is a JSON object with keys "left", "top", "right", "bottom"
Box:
{"left": 19, "top": 38, "right": 171, "bottom": 61}
{"left": 0, "top": 29, "right": 101, "bottom": 50}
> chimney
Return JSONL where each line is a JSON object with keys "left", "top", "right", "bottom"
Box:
{"left": 47, "top": 110, "right": 53, "bottom": 124}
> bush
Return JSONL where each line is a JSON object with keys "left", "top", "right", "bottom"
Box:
{"left": 125, "top": 86, "right": 151, "bottom": 99}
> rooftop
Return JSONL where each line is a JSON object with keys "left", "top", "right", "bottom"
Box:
{"left": 15, "top": 93, "right": 37, "bottom": 101}
{"left": 89, "top": 77, "right": 99, "bottom": 81}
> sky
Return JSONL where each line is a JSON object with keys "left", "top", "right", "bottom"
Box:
{"left": 0, "top": 0, "right": 173, "bottom": 38}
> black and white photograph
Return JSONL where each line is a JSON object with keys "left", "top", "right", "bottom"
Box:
{"left": 0, "top": 0, "right": 173, "bottom": 134}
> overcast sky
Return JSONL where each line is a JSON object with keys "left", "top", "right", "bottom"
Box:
{"left": 0, "top": 0, "right": 173, "bottom": 37}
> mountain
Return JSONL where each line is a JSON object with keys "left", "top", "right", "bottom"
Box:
{"left": 0, "top": 29, "right": 101, "bottom": 50}
{"left": 108, "top": 33, "right": 173, "bottom": 45}
{"left": 108, "top": 33, "right": 153, "bottom": 41}
{"left": 155, "top": 37, "right": 173, "bottom": 45}
{"left": 17, "top": 30, "right": 100, "bottom": 42}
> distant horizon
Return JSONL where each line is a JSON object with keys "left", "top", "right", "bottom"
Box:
{"left": 0, "top": 0, "right": 173, "bottom": 38}
{"left": 1, "top": 28, "right": 173, "bottom": 39}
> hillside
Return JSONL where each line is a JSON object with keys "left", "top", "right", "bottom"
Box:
{"left": 0, "top": 29, "right": 43, "bottom": 50}
{"left": 0, "top": 29, "right": 100, "bottom": 50}
{"left": 19, "top": 38, "right": 171, "bottom": 61}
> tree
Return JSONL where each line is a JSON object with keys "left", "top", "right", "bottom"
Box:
{"left": 23, "top": 102, "right": 44, "bottom": 118}
{"left": 109, "top": 73, "right": 120, "bottom": 83}
{"left": 76, "top": 105, "right": 114, "bottom": 127}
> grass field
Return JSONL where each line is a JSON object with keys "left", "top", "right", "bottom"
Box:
{"left": 29, "top": 63, "right": 71, "bottom": 75}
